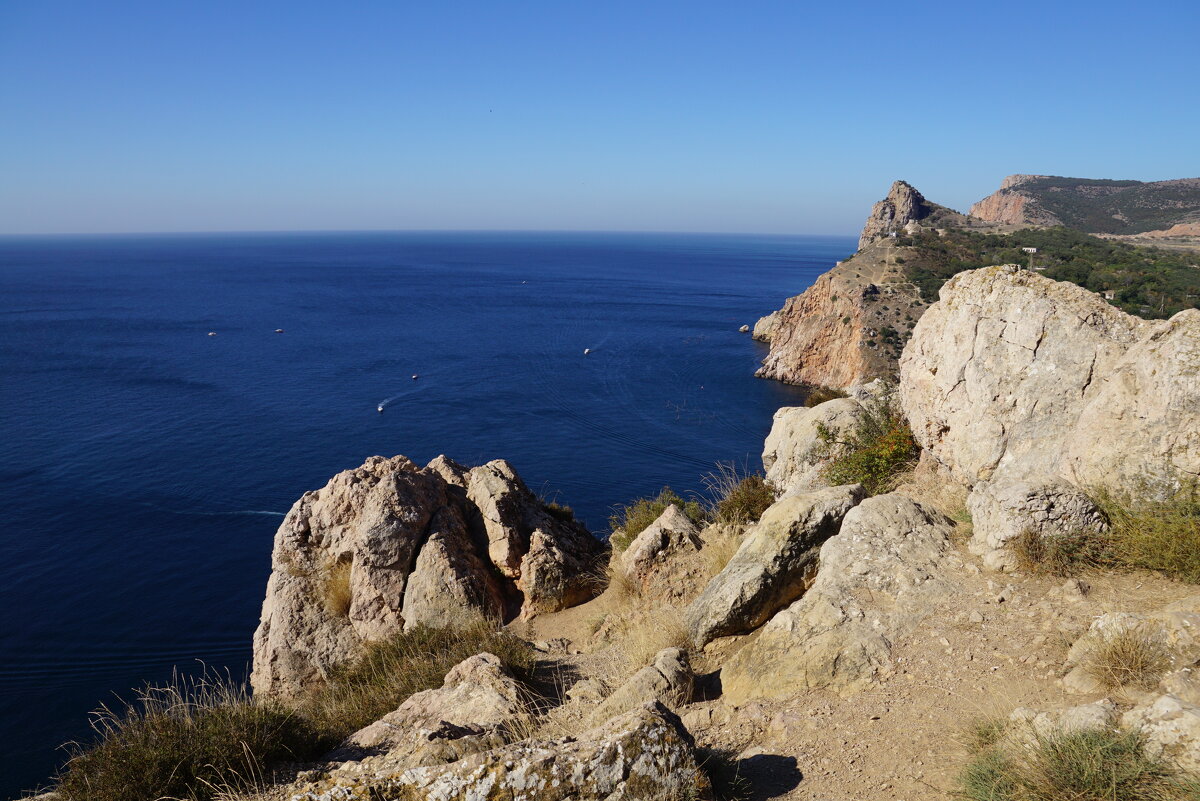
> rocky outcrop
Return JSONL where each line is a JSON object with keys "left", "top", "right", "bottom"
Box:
{"left": 751, "top": 309, "right": 782, "bottom": 342}
{"left": 858, "top": 180, "right": 967, "bottom": 250}
{"left": 899, "top": 265, "right": 1200, "bottom": 490}
{"left": 967, "top": 476, "right": 1109, "bottom": 572}
{"left": 332, "top": 652, "right": 529, "bottom": 760}
{"left": 593, "top": 647, "right": 694, "bottom": 721}
{"left": 761, "top": 398, "right": 866, "bottom": 495}
{"left": 290, "top": 702, "right": 713, "bottom": 801}
{"left": 251, "top": 455, "right": 601, "bottom": 698}
{"left": 720, "top": 494, "right": 956, "bottom": 702}
{"left": 970, "top": 174, "right": 1200, "bottom": 235}
{"left": 685, "top": 485, "right": 865, "bottom": 647}
{"left": 618, "top": 504, "right": 702, "bottom": 600}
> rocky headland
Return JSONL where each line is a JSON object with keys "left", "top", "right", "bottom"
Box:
{"left": 30, "top": 187, "right": 1200, "bottom": 801}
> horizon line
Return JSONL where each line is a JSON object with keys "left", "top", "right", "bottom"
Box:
{"left": 0, "top": 226, "right": 861, "bottom": 240}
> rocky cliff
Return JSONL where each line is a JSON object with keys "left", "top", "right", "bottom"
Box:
{"left": 970, "top": 173, "right": 1200, "bottom": 235}
{"left": 857, "top": 180, "right": 971, "bottom": 250}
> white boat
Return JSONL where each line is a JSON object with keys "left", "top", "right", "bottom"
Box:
{"left": 583, "top": 348, "right": 591, "bottom": 355}
{"left": 412, "top": 374, "right": 419, "bottom": 380}
{"left": 377, "top": 405, "right": 384, "bottom": 413}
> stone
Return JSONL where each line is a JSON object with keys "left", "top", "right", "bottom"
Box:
{"left": 685, "top": 484, "right": 866, "bottom": 647}
{"left": 739, "top": 324, "right": 750, "bottom": 333}
{"left": 331, "top": 652, "right": 529, "bottom": 760}
{"left": 1122, "top": 694, "right": 1200, "bottom": 772}
{"left": 720, "top": 494, "right": 956, "bottom": 702}
{"left": 900, "top": 266, "right": 1200, "bottom": 490}
{"left": 752, "top": 309, "right": 782, "bottom": 343}
{"left": 291, "top": 702, "right": 713, "bottom": 801}
{"left": 859, "top": 180, "right": 945, "bottom": 250}
{"left": 618, "top": 504, "right": 701, "bottom": 594}
{"left": 566, "top": 678, "right": 606, "bottom": 703}
{"left": 251, "top": 455, "right": 601, "bottom": 698}
{"left": 966, "top": 475, "right": 1108, "bottom": 572}
{"left": 761, "top": 399, "right": 867, "bottom": 495}
{"left": 593, "top": 648, "right": 694, "bottom": 721}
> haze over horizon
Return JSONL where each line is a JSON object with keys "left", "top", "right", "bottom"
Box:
{"left": 2, "top": 0, "right": 1197, "bottom": 236}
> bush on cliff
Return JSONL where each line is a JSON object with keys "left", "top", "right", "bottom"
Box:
{"left": 959, "top": 721, "right": 1200, "bottom": 801}
{"left": 705, "top": 463, "right": 775, "bottom": 526}
{"left": 815, "top": 395, "right": 919, "bottom": 495}
{"left": 608, "top": 486, "right": 707, "bottom": 550}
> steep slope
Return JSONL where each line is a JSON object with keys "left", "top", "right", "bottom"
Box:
{"left": 970, "top": 174, "right": 1200, "bottom": 235}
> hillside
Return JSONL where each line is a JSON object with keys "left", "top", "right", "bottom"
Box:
{"left": 754, "top": 179, "right": 1200, "bottom": 390}
{"left": 970, "top": 174, "right": 1200, "bottom": 236}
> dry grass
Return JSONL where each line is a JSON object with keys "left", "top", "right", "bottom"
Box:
{"left": 704, "top": 463, "right": 774, "bottom": 527}
{"left": 1011, "top": 528, "right": 1112, "bottom": 578}
{"left": 894, "top": 467, "right": 972, "bottom": 540}
{"left": 959, "top": 722, "right": 1200, "bottom": 801}
{"left": 56, "top": 670, "right": 320, "bottom": 801}
{"left": 321, "top": 559, "right": 353, "bottom": 617}
{"left": 1082, "top": 624, "right": 1172, "bottom": 691}
{"left": 699, "top": 523, "right": 745, "bottom": 579}
{"left": 1094, "top": 483, "right": 1200, "bottom": 583}
{"left": 608, "top": 487, "right": 707, "bottom": 552}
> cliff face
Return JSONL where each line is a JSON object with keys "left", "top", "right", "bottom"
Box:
{"left": 754, "top": 246, "right": 925, "bottom": 388}
{"left": 857, "top": 180, "right": 972, "bottom": 250}
{"left": 970, "top": 174, "right": 1200, "bottom": 234}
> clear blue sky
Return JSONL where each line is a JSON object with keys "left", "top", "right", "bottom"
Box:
{"left": 1, "top": 0, "right": 1197, "bottom": 235}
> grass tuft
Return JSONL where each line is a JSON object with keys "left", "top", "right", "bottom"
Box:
{"left": 697, "top": 747, "right": 754, "bottom": 801}
{"left": 704, "top": 463, "right": 774, "bottom": 527}
{"left": 959, "top": 721, "right": 1200, "bottom": 801}
{"left": 54, "top": 621, "right": 536, "bottom": 801}
{"left": 321, "top": 559, "right": 353, "bottom": 617}
{"left": 1011, "top": 528, "right": 1111, "bottom": 578}
{"left": 1094, "top": 483, "right": 1200, "bottom": 583}
{"left": 1082, "top": 624, "right": 1172, "bottom": 691}
{"left": 803, "top": 385, "right": 849, "bottom": 407}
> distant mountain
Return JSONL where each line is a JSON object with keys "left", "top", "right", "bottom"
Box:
{"left": 969, "top": 174, "right": 1200, "bottom": 235}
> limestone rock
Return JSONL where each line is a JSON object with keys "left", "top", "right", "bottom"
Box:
{"left": 900, "top": 266, "right": 1146, "bottom": 486}
{"left": 1122, "top": 694, "right": 1200, "bottom": 772}
{"left": 738, "top": 323, "right": 750, "bottom": 333}
{"left": 251, "top": 455, "right": 601, "bottom": 698}
{"left": 291, "top": 702, "right": 713, "bottom": 801}
{"left": 720, "top": 494, "right": 956, "bottom": 702}
{"left": 618, "top": 504, "right": 702, "bottom": 599}
{"left": 761, "top": 399, "right": 866, "bottom": 495}
{"left": 859, "top": 180, "right": 941, "bottom": 250}
{"left": 594, "top": 648, "right": 694, "bottom": 721}
{"left": 685, "top": 484, "right": 866, "bottom": 647}
{"left": 332, "top": 652, "right": 529, "bottom": 760}
{"left": 966, "top": 475, "right": 1108, "bottom": 572}
{"left": 752, "top": 309, "right": 782, "bottom": 343}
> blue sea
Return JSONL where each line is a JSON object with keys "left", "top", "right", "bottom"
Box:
{"left": 0, "top": 231, "right": 850, "bottom": 797}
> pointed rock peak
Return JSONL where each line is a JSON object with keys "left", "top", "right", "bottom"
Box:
{"left": 858, "top": 179, "right": 935, "bottom": 250}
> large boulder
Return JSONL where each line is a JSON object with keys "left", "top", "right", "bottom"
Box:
{"left": 720, "top": 494, "right": 956, "bottom": 702}
{"left": 967, "top": 475, "right": 1109, "bottom": 572}
{"left": 251, "top": 455, "right": 601, "bottom": 698}
{"left": 290, "top": 702, "right": 713, "bottom": 801}
{"left": 899, "top": 266, "right": 1200, "bottom": 490}
{"left": 685, "top": 484, "right": 866, "bottom": 647}
{"left": 331, "top": 652, "right": 529, "bottom": 760}
{"left": 761, "top": 399, "right": 866, "bottom": 495}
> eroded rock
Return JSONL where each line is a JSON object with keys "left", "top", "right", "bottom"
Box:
{"left": 593, "top": 647, "right": 694, "bottom": 721}
{"left": 685, "top": 484, "right": 865, "bottom": 647}
{"left": 762, "top": 399, "right": 866, "bottom": 495}
{"left": 720, "top": 494, "right": 956, "bottom": 701}
{"left": 618, "top": 504, "right": 703, "bottom": 600}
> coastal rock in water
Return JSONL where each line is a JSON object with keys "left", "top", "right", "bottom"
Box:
{"left": 752, "top": 309, "right": 782, "bottom": 343}
{"left": 593, "top": 647, "right": 694, "bottom": 721}
{"left": 685, "top": 484, "right": 866, "bottom": 647}
{"left": 967, "top": 476, "right": 1108, "bottom": 572}
{"left": 251, "top": 455, "right": 600, "bottom": 698}
{"left": 331, "top": 652, "right": 528, "bottom": 760}
{"left": 762, "top": 398, "right": 866, "bottom": 495}
{"left": 900, "top": 265, "right": 1200, "bottom": 489}
{"left": 720, "top": 494, "right": 956, "bottom": 701}
{"left": 291, "top": 702, "right": 713, "bottom": 801}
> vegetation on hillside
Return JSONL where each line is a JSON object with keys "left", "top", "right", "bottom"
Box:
{"left": 608, "top": 486, "right": 707, "bottom": 550}
{"left": 895, "top": 226, "right": 1200, "bottom": 318}
{"left": 1012, "top": 176, "right": 1200, "bottom": 235}
{"left": 815, "top": 394, "right": 919, "bottom": 495}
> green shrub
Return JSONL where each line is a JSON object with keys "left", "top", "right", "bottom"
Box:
{"left": 609, "top": 486, "right": 707, "bottom": 551}
{"left": 56, "top": 672, "right": 321, "bottom": 801}
{"left": 542, "top": 500, "right": 577, "bottom": 523}
{"left": 705, "top": 464, "right": 775, "bottom": 526}
{"left": 804, "top": 385, "right": 850, "bottom": 407}
{"left": 959, "top": 724, "right": 1200, "bottom": 801}
{"left": 816, "top": 395, "right": 919, "bottom": 495}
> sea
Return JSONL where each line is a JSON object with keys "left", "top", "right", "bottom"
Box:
{"left": 0, "top": 230, "right": 851, "bottom": 796}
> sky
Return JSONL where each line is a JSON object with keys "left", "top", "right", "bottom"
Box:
{"left": 1, "top": 0, "right": 1197, "bottom": 235}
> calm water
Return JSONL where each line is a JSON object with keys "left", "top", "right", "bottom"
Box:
{"left": 0, "top": 231, "right": 850, "bottom": 796}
